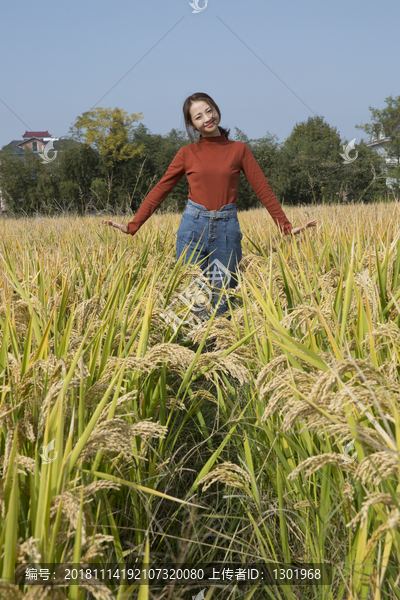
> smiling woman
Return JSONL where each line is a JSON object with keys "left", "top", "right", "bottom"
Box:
{"left": 102, "top": 92, "right": 316, "bottom": 316}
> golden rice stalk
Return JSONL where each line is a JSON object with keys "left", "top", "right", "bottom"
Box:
{"left": 364, "top": 321, "right": 400, "bottom": 352}
{"left": 259, "top": 367, "right": 318, "bottom": 424}
{"left": 165, "top": 396, "right": 186, "bottom": 410}
{"left": 309, "top": 420, "right": 385, "bottom": 451}
{"left": 187, "top": 389, "right": 226, "bottom": 406}
{"left": 19, "top": 411, "right": 36, "bottom": 443}
{"left": 288, "top": 453, "right": 358, "bottom": 481}
{"left": 198, "top": 462, "right": 251, "bottom": 491}
{"left": 16, "top": 536, "right": 41, "bottom": 564}
{"left": 326, "top": 385, "right": 398, "bottom": 424}
{"left": 37, "top": 375, "right": 82, "bottom": 439}
{"left": 362, "top": 509, "right": 400, "bottom": 564}
{"left": 354, "top": 270, "right": 380, "bottom": 321}
{"left": 46, "top": 291, "right": 63, "bottom": 317}
{"left": 8, "top": 297, "right": 35, "bottom": 340}
{"left": 8, "top": 355, "right": 53, "bottom": 400}
{"left": 0, "top": 583, "right": 23, "bottom": 600}
{"left": 84, "top": 358, "right": 154, "bottom": 403}
{"left": 48, "top": 491, "right": 88, "bottom": 546}
{"left": 71, "top": 480, "right": 122, "bottom": 498}
{"left": 130, "top": 420, "right": 168, "bottom": 441}
{"left": 256, "top": 355, "right": 290, "bottom": 395}
{"left": 380, "top": 354, "right": 398, "bottom": 381}
{"left": 194, "top": 352, "right": 251, "bottom": 387}
{"left": 74, "top": 293, "right": 107, "bottom": 335}
{"left": 281, "top": 399, "right": 322, "bottom": 432}
{"left": 342, "top": 482, "right": 355, "bottom": 501}
{"left": 307, "top": 359, "right": 362, "bottom": 405}
{"left": 80, "top": 534, "right": 115, "bottom": 563}
{"left": 188, "top": 316, "right": 239, "bottom": 348}
{"left": 342, "top": 481, "right": 356, "bottom": 522}
{"left": 9, "top": 352, "right": 87, "bottom": 395}
{"left": 280, "top": 304, "right": 332, "bottom": 336}
{"left": 260, "top": 385, "right": 292, "bottom": 424}
{"left": 23, "top": 583, "right": 69, "bottom": 599}
{"left": 78, "top": 417, "right": 167, "bottom": 463}
{"left": 16, "top": 455, "right": 36, "bottom": 475}
{"left": 346, "top": 492, "right": 397, "bottom": 530}
{"left": 47, "top": 353, "right": 90, "bottom": 387}
{"left": 144, "top": 343, "right": 196, "bottom": 374}
{"left": 78, "top": 418, "right": 137, "bottom": 464}
{"left": 354, "top": 451, "right": 399, "bottom": 485}
{"left": 94, "top": 392, "right": 139, "bottom": 426}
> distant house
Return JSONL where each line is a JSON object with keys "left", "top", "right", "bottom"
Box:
{"left": 0, "top": 131, "right": 58, "bottom": 213}
{"left": 366, "top": 119, "right": 400, "bottom": 190}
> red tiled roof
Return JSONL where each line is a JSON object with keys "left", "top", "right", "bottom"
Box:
{"left": 22, "top": 131, "right": 51, "bottom": 138}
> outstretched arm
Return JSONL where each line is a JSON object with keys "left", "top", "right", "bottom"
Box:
{"left": 241, "top": 143, "right": 293, "bottom": 234}
{"left": 103, "top": 147, "right": 186, "bottom": 235}
{"left": 241, "top": 144, "right": 317, "bottom": 235}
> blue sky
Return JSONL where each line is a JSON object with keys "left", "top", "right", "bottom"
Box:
{"left": 1, "top": 0, "right": 399, "bottom": 150}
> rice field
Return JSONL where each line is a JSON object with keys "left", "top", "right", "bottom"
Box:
{"left": 0, "top": 200, "right": 400, "bottom": 600}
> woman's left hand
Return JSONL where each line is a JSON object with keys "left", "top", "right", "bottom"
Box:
{"left": 102, "top": 220, "right": 129, "bottom": 234}
{"left": 290, "top": 220, "right": 317, "bottom": 235}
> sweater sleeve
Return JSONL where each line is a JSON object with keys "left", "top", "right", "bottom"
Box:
{"left": 126, "top": 147, "right": 186, "bottom": 235}
{"left": 241, "top": 143, "right": 292, "bottom": 235}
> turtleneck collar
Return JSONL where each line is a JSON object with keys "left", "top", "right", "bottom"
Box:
{"left": 198, "top": 133, "right": 228, "bottom": 143}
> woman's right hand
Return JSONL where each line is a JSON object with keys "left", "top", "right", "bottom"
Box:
{"left": 291, "top": 220, "right": 317, "bottom": 235}
{"left": 102, "top": 220, "right": 129, "bottom": 234}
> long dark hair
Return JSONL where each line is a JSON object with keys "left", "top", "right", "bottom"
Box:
{"left": 183, "top": 92, "right": 230, "bottom": 143}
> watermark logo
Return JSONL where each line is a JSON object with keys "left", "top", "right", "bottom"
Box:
{"left": 189, "top": 0, "right": 208, "bottom": 13}
{"left": 343, "top": 440, "right": 358, "bottom": 462}
{"left": 160, "top": 259, "right": 231, "bottom": 340}
{"left": 38, "top": 139, "right": 58, "bottom": 164}
{"left": 39, "top": 438, "right": 58, "bottom": 464}
{"left": 192, "top": 590, "right": 206, "bottom": 600}
{"left": 340, "top": 138, "right": 358, "bottom": 164}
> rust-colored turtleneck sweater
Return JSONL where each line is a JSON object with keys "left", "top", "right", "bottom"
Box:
{"left": 126, "top": 133, "right": 292, "bottom": 235}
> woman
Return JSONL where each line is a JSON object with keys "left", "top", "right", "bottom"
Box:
{"left": 103, "top": 92, "right": 316, "bottom": 318}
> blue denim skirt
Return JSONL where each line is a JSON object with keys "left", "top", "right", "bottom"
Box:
{"left": 176, "top": 198, "right": 242, "bottom": 317}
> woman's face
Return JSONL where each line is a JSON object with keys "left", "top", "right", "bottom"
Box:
{"left": 189, "top": 100, "right": 221, "bottom": 137}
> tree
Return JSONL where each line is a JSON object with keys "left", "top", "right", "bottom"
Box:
{"left": 69, "top": 107, "right": 145, "bottom": 168}
{"left": 0, "top": 145, "right": 41, "bottom": 214}
{"left": 68, "top": 107, "right": 146, "bottom": 210}
{"left": 58, "top": 140, "right": 100, "bottom": 210}
{"left": 356, "top": 95, "right": 400, "bottom": 195}
{"left": 276, "top": 116, "right": 342, "bottom": 204}
{"left": 338, "top": 142, "right": 388, "bottom": 203}
{"left": 355, "top": 94, "right": 400, "bottom": 140}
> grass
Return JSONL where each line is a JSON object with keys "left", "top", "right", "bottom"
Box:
{"left": 0, "top": 199, "right": 399, "bottom": 599}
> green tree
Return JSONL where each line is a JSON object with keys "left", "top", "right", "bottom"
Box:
{"left": 58, "top": 139, "right": 100, "bottom": 211}
{"left": 355, "top": 94, "right": 400, "bottom": 140}
{"left": 276, "top": 115, "right": 342, "bottom": 204}
{"left": 69, "top": 107, "right": 145, "bottom": 167}
{"left": 68, "top": 107, "right": 146, "bottom": 210}
{"left": 0, "top": 146, "right": 41, "bottom": 214}
{"left": 355, "top": 94, "right": 400, "bottom": 195}
{"left": 338, "top": 142, "right": 388, "bottom": 203}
